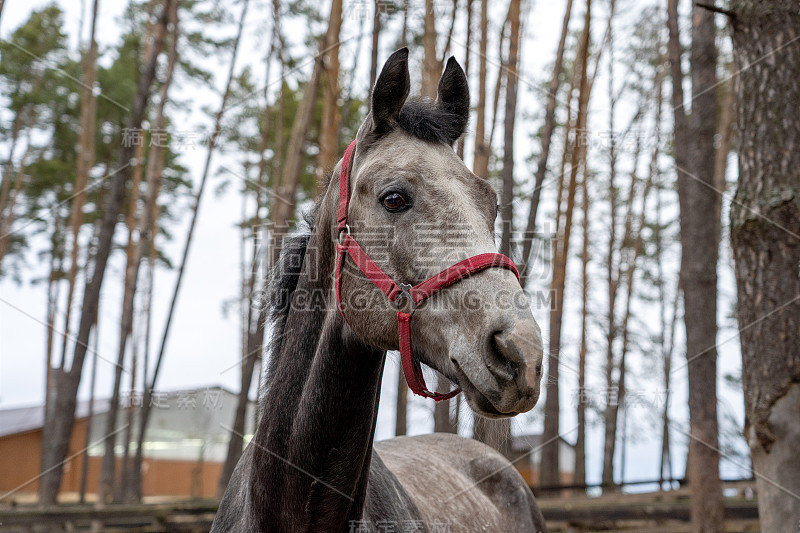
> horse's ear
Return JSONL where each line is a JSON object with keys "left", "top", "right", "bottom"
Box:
{"left": 436, "top": 56, "right": 470, "bottom": 143}
{"left": 370, "top": 48, "right": 411, "bottom": 134}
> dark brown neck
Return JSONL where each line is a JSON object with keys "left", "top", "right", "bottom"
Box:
{"left": 249, "top": 221, "right": 386, "bottom": 531}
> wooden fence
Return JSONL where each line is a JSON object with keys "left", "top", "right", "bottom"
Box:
{"left": 0, "top": 489, "right": 759, "bottom": 532}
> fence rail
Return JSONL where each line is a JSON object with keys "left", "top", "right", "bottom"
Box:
{"left": 0, "top": 482, "right": 759, "bottom": 532}
{"left": 532, "top": 476, "right": 755, "bottom": 494}
{"left": 0, "top": 501, "right": 217, "bottom": 532}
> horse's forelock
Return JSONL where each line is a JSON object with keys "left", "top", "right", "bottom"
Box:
{"left": 397, "top": 99, "right": 466, "bottom": 146}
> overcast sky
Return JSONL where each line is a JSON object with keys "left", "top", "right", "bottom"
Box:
{"left": 0, "top": 0, "right": 749, "bottom": 486}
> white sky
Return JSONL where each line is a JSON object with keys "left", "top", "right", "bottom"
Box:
{"left": 0, "top": 0, "right": 748, "bottom": 487}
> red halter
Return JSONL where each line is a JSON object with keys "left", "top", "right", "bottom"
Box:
{"left": 334, "top": 139, "right": 520, "bottom": 401}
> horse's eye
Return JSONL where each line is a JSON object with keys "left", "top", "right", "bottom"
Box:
{"left": 382, "top": 192, "right": 409, "bottom": 212}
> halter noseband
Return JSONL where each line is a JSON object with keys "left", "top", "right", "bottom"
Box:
{"left": 334, "top": 139, "right": 520, "bottom": 401}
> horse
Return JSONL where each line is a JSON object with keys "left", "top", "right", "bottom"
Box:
{"left": 211, "top": 48, "right": 547, "bottom": 533}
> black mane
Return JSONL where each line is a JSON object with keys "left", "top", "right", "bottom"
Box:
{"left": 258, "top": 215, "right": 313, "bottom": 411}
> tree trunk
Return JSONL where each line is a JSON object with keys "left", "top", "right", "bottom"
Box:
{"left": 541, "top": 0, "right": 591, "bottom": 489}
{"left": 0, "top": 110, "right": 22, "bottom": 223}
{"left": 272, "top": 0, "right": 285, "bottom": 185}
{"left": 43, "top": 216, "right": 64, "bottom": 452}
{"left": 687, "top": 5, "right": 724, "bottom": 532}
{"left": 75, "top": 0, "right": 103, "bottom": 502}
{"left": 37, "top": 1, "right": 170, "bottom": 505}
{"left": 475, "top": 0, "right": 522, "bottom": 450}
{"left": 59, "top": 0, "right": 100, "bottom": 393}
{"left": 0, "top": 90, "right": 40, "bottom": 269}
{"left": 120, "top": 2, "right": 177, "bottom": 501}
{"left": 433, "top": 378, "right": 456, "bottom": 433}
{"left": 472, "top": 0, "right": 489, "bottom": 177}
{"left": 660, "top": 285, "right": 679, "bottom": 488}
{"left": 486, "top": 5, "right": 511, "bottom": 156}
{"left": 574, "top": 157, "right": 589, "bottom": 487}
{"left": 668, "top": 0, "right": 724, "bottom": 530}
{"left": 648, "top": 69, "right": 673, "bottom": 490}
{"left": 369, "top": 0, "right": 380, "bottom": 95}
{"left": 99, "top": 0, "right": 179, "bottom": 505}
{"left": 97, "top": 139, "right": 145, "bottom": 504}
{"left": 0, "top": 144, "right": 28, "bottom": 266}
{"left": 217, "top": 12, "right": 280, "bottom": 495}
{"left": 608, "top": 139, "right": 655, "bottom": 490}
{"left": 600, "top": 8, "right": 621, "bottom": 491}
{"left": 400, "top": 0, "right": 408, "bottom": 48}
{"left": 78, "top": 347, "right": 99, "bottom": 503}
{"left": 395, "top": 371, "right": 408, "bottom": 436}
{"left": 730, "top": 2, "right": 800, "bottom": 531}
{"left": 422, "top": 0, "right": 442, "bottom": 99}
{"left": 316, "top": 0, "right": 343, "bottom": 185}
{"left": 519, "top": 0, "right": 573, "bottom": 283}
{"left": 499, "top": 0, "right": 520, "bottom": 257}
{"left": 269, "top": 32, "right": 325, "bottom": 267}
{"left": 601, "top": 90, "right": 656, "bottom": 490}
{"left": 129, "top": 0, "right": 249, "bottom": 501}
{"left": 714, "top": 67, "right": 735, "bottom": 238}
{"left": 457, "top": 0, "right": 472, "bottom": 161}
{"left": 441, "top": 0, "right": 458, "bottom": 60}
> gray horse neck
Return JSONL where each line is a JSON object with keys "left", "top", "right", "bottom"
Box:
{"left": 249, "top": 232, "right": 386, "bottom": 531}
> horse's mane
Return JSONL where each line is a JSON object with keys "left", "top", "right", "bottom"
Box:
{"left": 258, "top": 99, "right": 459, "bottom": 409}
{"left": 258, "top": 208, "right": 316, "bottom": 412}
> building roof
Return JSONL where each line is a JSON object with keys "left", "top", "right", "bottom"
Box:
{"left": 0, "top": 398, "right": 110, "bottom": 438}
{"left": 0, "top": 385, "right": 246, "bottom": 439}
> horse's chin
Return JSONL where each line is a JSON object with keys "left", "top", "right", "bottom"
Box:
{"left": 461, "top": 389, "right": 538, "bottom": 419}
{"left": 449, "top": 359, "right": 539, "bottom": 419}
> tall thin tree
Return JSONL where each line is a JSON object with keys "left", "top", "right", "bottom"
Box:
{"left": 37, "top": 0, "right": 171, "bottom": 505}
{"left": 129, "top": 0, "right": 250, "bottom": 501}
{"left": 218, "top": 6, "right": 283, "bottom": 495}
{"left": 499, "top": 0, "right": 521, "bottom": 257}
{"left": 574, "top": 159, "right": 590, "bottom": 487}
{"left": 472, "top": 0, "right": 489, "bottom": 177}
{"left": 667, "top": 1, "right": 724, "bottom": 529}
{"left": 519, "top": 0, "right": 573, "bottom": 284}
{"left": 540, "top": 0, "right": 591, "bottom": 489}
{"left": 316, "top": 0, "right": 343, "bottom": 184}
{"left": 56, "top": 0, "right": 101, "bottom": 426}
{"left": 422, "top": 0, "right": 443, "bottom": 98}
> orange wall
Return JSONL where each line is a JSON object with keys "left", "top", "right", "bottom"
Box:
{"left": 0, "top": 419, "right": 222, "bottom": 500}
{"left": 516, "top": 465, "right": 573, "bottom": 486}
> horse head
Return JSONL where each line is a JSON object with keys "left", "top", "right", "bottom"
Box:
{"left": 330, "top": 48, "right": 543, "bottom": 418}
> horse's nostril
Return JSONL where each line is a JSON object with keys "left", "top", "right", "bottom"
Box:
{"left": 505, "top": 359, "right": 518, "bottom": 379}
{"left": 484, "top": 330, "right": 519, "bottom": 382}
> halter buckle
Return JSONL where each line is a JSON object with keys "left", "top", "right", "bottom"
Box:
{"left": 395, "top": 282, "right": 415, "bottom": 312}
{"left": 337, "top": 224, "right": 351, "bottom": 245}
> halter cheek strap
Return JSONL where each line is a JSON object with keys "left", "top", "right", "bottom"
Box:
{"left": 334, "top": 139, "right": 521, "bottom": 401}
